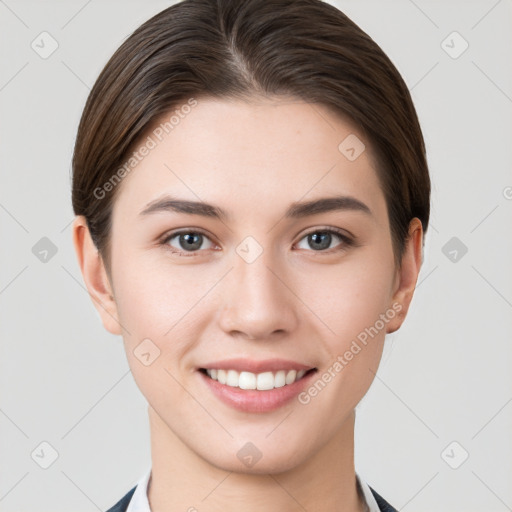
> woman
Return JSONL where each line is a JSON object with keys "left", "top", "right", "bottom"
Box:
{"left": 71, "top": 0, "right": 430, "bottom": 510}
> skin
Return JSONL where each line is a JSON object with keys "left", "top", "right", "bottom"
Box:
{"left": 73, "top": 96, "right": 423, "bottom": 512}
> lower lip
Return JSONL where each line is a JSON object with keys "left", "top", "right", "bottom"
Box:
{"left": 198, "top": 369, "right": 318, "bottom": 413}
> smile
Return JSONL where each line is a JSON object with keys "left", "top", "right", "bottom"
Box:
{"left": 197, "top": 362, "right": 319, "bottom": 413}
{"left": 200, "top": 368, "right": 315, "bottom": 390}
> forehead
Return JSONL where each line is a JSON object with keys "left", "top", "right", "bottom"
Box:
{"left": 111, "top": 96, "right": 387, "bottom": 226}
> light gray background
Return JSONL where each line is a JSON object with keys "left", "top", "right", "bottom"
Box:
{"left": 1, "top": 1, "right": 511, "bottom": 511}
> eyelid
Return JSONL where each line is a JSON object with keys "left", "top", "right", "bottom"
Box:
{"left": 299, "top": 225, "right": 354, "bottom": 241}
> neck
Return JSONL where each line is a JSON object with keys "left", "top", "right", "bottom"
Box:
{"left": 147, "top": 406, "right": 365, "bottom": 512}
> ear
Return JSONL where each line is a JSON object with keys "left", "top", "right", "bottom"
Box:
{"left": 72, "top": 216, "right": 123, "bottom": 336}
{"left": 386, "top": 218, "right": 424, "bottom": 334}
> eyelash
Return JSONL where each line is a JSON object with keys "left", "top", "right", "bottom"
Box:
{"left": 159, "top": 227, "right": 355, "bottom": 257}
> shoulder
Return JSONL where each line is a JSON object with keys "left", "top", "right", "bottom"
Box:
{"left": 105, "top": 486, "right": 136, "bottom": 512}
{"left": 369, "top": 485, "right": 399, "bottom": 512}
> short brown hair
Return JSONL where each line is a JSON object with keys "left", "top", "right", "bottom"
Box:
{"left": 72, "top": 0, "right": 430, "bottom": 275}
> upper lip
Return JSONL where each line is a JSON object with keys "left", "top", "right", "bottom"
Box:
{"left": 199, "top": 358, "right": 316, "bottom": 374}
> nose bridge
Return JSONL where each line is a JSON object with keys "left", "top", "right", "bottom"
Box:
{"left": 218, "top": 240, "right": 297, "bottom": 339}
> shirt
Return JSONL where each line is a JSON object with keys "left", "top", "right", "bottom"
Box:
{"left": 125, "top": 466, "right": 382, "bottom": 512}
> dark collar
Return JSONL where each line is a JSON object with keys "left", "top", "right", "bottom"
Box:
{"left": 369, "top": 485, "right": 399, "bottom": 512}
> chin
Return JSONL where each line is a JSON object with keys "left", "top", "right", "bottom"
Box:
{"left": 200, "top": 439, "right": 312, "bottom": 476}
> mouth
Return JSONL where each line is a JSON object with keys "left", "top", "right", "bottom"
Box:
{"left": 197, "top": 364, "right": 319, "bottom": 413}
{"left": 198, "top": 367, "right": 318, "bottom": 390}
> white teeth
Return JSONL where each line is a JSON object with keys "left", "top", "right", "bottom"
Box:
{"left": 285, "top": 369, "right": 297, "bottom": 385}
{"left": 239, "top": 371, "right": 256, "bottom": 390}
{"left": 257, "top": 372, "right": 274, "bottom": 390}
{"left": 204, "top": 368, "right": 312, "bottom": 389}
{"left": 226, "top": 369, "right": 239, "bottom": 387}
{"left": 217, "top": 369, "right": 227, "bottom": 384}
{"left": 274, "top": 370, "right": 286, "bottom": 388}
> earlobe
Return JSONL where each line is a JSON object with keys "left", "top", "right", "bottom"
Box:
{"left": 386, "top": 218, "right": 424, "bottom": 334}
{"left": 71, "top": 216, "right": 123, "bottom": 336}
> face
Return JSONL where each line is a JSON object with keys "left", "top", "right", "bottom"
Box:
{"left": 76, "top": 96, "right": 420, "bottom": 474}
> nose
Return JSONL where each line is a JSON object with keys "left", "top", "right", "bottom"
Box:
{"left": 217, "top": 248, "right": 298, "bottom": 341}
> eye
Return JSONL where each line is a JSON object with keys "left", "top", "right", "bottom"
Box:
{"left": 295, "top": 228, "right": 354, "bottom": 253}
{"left": 160, "top": 227, "right": 355, "bottom": 257}
{"left": 161, "top": 230, "right": 216, "bottom": 256}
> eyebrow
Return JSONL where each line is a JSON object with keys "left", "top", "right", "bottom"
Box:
{"left": 139, "top": 194, "right": 372, "bottom": 220}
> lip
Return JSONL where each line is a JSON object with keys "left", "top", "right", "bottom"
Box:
{"left": 198, "top": 364, "right": 318, "bottom": 413}
{"left": 198, "top": 358, "right": 315, "bottom": 374}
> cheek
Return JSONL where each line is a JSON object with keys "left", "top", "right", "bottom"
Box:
{"left": 112, "top": 251, "right": 221, "bottom": 379}
{"left": 112, "top": 250, "right": 201, "bottom": 334}
{"left": 112, "top": 256, "right": 205, "bottom": 405}
{"left": 295, "top": 265, "right": 393, "bottom": 417}
{"left": 301, "top": 255, "right": 395, "bottom": 349}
